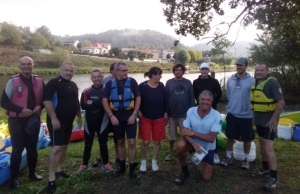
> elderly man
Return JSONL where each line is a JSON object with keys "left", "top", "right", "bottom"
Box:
{"left": 251, "top": 62, "right": 285, "bottom": 192}
{"left": 43, "top": 62, "right": 82, "bottom": 193}
{"left": 174, "top": 90, "right": 222, "bottom": 185}
{"left": 102, "top": 62, "right": 141, "bottom": 179}
{"left": 1, "top": 56, "right": 44, "bottom": 189}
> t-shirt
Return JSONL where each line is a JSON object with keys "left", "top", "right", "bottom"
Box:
{"left": 44, "top": 76, "right": 79, "bottom": 123}
{"left": 253, "top": 78, "right": 284, "bottom": 126}
{"left": 183, "top": 106, "right": 222, "bottom": 151}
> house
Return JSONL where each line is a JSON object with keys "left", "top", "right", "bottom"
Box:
{"left": 91, "top": 43, "right": 112, "bottom": 54}
{"left": 137, "top": 48, "right": 159, "bottom": 60}
{"left": 162, "top": 49, "right": 175, "bottom": 60}
{"left": 81, "top": 47, "right": 100, "bottom": 54}
{"left": 121, "top": 47, "right": 136, "bottom": 55}
{"left": 62, "top": 39, "right": 80, "bottom": 48}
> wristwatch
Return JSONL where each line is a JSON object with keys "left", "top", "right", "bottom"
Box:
{"left": 189, "top": 139, "right": 195, "bottom": 145}
{"left": 133, "top": 110, "right": 138, "bottom": 115}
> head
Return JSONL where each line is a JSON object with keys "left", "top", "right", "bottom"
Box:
{"left": 90, "top": 68, "right": 103, "bottom": 87}
{"left": 199, "top": 62, "right": 210, "bottom": 78}
{"left": 172, "top": 63, "right": 186, "bottom": 79}
{"left": 60, "top": 62, "right": 75, "bottom": 81}
{"left": 114, "top": 62, "right": 129, "bottom": 80}
{"left": 255, "top": 62, "right": 269, "bottom": 81}
{"left": 144, "top": 66, "right": 162, "bottom": 82}
{"left": 198, "top": 90, "right": 213, "bottom": 110}
{"left": 235, "top": 57, "right": 248, "bottom": 75}
{"left": 110, "top": 62, "right": 117, "bottom": 78}
{"left": 19, "top": 56, "right": 34, "bottom": 77}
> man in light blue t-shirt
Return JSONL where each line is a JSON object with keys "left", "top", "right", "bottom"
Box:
{"left": 174, "top": 90, "right": 222, "bottom": 185}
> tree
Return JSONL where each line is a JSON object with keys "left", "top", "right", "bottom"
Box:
{"left": 35, "top": 25, "right": 54, "bottom": 46}
{"left": 0, "top": 22, "right": 22, "bottom": 44}
{"left": 30, "top": 32, "right": 49, "bottom": 48}
{"left": 77, "top": 43, "right": 82, "bottom": 49}
{"left": 166, "top": 53, "right": 171, "bottom": 60}
{"left": 52, "top": 48, "right": 70, "bottom": 67}
{"left": 82, "top": 40, "right": 92, "bottom": 47}
{"left": 110, "top": 47, "right": 121, "bottom": 56}
{"left": 188, "top": 50, "right": 196, "bottom": 62}
{"left": 18, "top": 26, "right": 31, "bottom": 44}
{"left": 176, "top": 49, "right": 191, "bottom": 64}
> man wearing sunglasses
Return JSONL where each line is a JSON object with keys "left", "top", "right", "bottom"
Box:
{"left": 220, "top": 57, "right": 255, "bottom": 170}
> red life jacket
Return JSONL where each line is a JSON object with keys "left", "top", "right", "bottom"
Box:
{"left": 7, "top": 75, "right": 44, "bottom": 117}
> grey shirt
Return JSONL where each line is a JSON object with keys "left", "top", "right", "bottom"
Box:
{"left": 253, "top": 77, "right": 284, "bottom": 126}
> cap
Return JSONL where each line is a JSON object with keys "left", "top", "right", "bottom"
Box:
{"left": 200, "top": 62, "right": 210, "bottom": 69}
{"left": 235, "top": 57, "right": 248, "bottom": 66}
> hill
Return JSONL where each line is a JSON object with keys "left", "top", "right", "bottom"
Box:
{"left": 54, "top": 29, "right": 187, "bottom": 50}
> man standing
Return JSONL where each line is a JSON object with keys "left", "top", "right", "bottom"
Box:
{"left": 1, "top": 56, "right": 44, "bottom": 189}
{"left": 165, "top": 63, "right": 195, "bottom": 161}
{"left": 251, "top": 62, "right": 284, "bottom": 192}
{"left": 174, "top": 90, "right": 222, "bottom": 185}
{"left": 78, "top": 69, "right": 113, "bottom": 173}
{"left": 102, "top": 62, "right": 141, "bottom": 179}
{"left": 44, "top": 62, "right": 82, "bottom": 193}
{"left": 193, "top": 62, "right": 222, "bottom": 164}
{"left": 220, "top": 57, "right": 255, "bottom": 169}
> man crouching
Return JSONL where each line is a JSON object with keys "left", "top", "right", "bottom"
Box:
{"left": 175, "top": 90, "right": 222, "bottom": 185}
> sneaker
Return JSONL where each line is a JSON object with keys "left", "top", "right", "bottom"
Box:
{"left": 77, "top": 164, "right": 89, "bottom": 173}
{"left": 165, "top": 154, "right": 173, "bottom": 161}
{"left": 47, "top": 180, "right": 56, "bottom": 193}
{"left": 263, "top": 177, "right": 279, "bottom": 191}
{"left": 102, "top": 163, "right": 113, "bottom": 173}
{"left": 92, "top": 158, "right": 102, "bottom": 167}
{"left": 152, "top": 160, "right": 159, "bottom": 171}
{"left": 251, "top": 168, "right": 270, "bottom": 177}
{"left": 214, "top": 153, "right": 220, "bottom": 164}
{"left": 55, "top": 171, "right": 70, "bottom": 179}
{"left": 129, "top": 170, "right": 140, "bottom": 179}
{"left": 220, "top": 157, "right": 232, "bottom": 167}
{"left": 140, "top": 160, "right": 146, "bottom": 172}
{"left": 186, "top": 155, "right": 192, "bottom": 164}
{"left": 241, "top": 159, "right": 250, "bottom": 170}
{"left": 174, "top": 171, "right": 189, "bottom": 185}
{"left": 115, "top": 158, "right": 121, "bottom": 165}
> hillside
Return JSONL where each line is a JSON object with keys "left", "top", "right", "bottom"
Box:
{"left": 54, "top": 29, "right": 187, "bottom": 50}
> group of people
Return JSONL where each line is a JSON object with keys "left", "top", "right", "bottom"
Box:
{"left": 0, "top": 56, "right": 284, "bottom": 193}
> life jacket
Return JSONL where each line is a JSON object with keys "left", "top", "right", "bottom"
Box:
{"left": 250, "top": 77, "right": 277, "bottom": 112}
{"left": 7, "top": 75, "right": 44, "bottom": 117}
{"left": 109, "top": 78, "right": 134, "bottom": 111}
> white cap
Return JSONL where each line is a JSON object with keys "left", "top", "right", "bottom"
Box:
{"left": 200, "top": 62, "right": 210, "bottom": 69}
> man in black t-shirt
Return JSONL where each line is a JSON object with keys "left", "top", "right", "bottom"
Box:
{"left": 43, "top": 62, "right": 82, "bottom": 193}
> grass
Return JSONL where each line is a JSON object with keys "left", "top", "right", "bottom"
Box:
{"left": 1, "top": 125, "right": 300, "bottom": 194}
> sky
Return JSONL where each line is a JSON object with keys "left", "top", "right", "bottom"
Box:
{"left": 0, "top": 0, "right": 261, "bottom": 46}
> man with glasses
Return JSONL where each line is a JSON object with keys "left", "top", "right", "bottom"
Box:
{"left": 1, "top": 56, "right": 44, "bottom": 189}
{"left": 220, "top": 57, "right": 255, "bottom": 170}
{"left": 102, "top": 62, "right": 141, "bottom": 179}
{"left": 193, "top": 62, "right": 222, "bottom": 164}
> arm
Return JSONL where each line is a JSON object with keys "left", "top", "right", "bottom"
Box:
{"left": 268, "top": 99, "right": 285, "bottom": 131}
{"left": 215, "top": 80, "right": 222, "bottom": 104}
{"left": 43, "top": 100, "right": 60, "bottom": 130}
{"left": 181, "top": 128, "right": 218, "bottom": 143}
{"left": 165, "top": 81, "right": 170, "bottom": 115}
{"left": 128, "top": 96, "right": 141, "bottom": 124}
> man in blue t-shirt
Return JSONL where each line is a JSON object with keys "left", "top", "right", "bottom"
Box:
{"left": 102, "top": 62, "right": 141, "bottom": 179}
{"left": 174, "top": 90, "right": 222, "bottom": 185}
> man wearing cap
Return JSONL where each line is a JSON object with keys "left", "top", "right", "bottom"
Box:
{"left": 220, "top": 57, "right": 255, "bottom": 170}
{"left": 193, "top": 62, "right": 222, "bottom": 164}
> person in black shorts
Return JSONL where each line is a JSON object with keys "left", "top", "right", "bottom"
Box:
{"left": 43, "top": 62, "right": 82, "bottom": 193}
{"left": 251, "top": 62, "right": 285, "bottom": 192}
{"left": 102, "top": 62, "right": 141, "bottom": 179}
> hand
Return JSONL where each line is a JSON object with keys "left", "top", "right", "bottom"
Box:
{"left": 33, "top": 105, "right": 41, "bottom": 113}
{"left": 87, "top": 100, "right": 93, "bottom": 105}
{"left": 138, "top": 111, "right": 142, "bottom": 117}
{"left": 192, "top": 142, "right": 202, "bottom": 154}
{"left": 127, "top": 114, "right": 136, "bottom": 125}
{"left": 181, "top": 128, "right": 193, "bottom": 137}
{"left": 266, "top": 117, "right": 277, "bottom": 132}
{"left": 21, "top": 108, "right": 33, "bottom": 117}
{"left": 110, "top": 115, "right": 119, "bottom": 125}
{"left": 51, "top": 118, "right": 61, "bottom": 131}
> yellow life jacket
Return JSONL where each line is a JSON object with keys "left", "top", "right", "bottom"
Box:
{"left": 250, "top": 77, "right": 277, "bottom": 112}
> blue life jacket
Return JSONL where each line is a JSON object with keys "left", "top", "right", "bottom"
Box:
{"left": 109, "top": 78, "right": 134, "bottom": 110}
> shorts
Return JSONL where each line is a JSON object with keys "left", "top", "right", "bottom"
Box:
{"left": 112, "top": 114, "right": 137, "bottom": 140}
{"left": 138, "top": 116, "right": 165, "bottom": 141}
{"left": 190, "top": 148, "right": 214, "bottom": 166}
{"left": 256, "top": 125, "right": 276, "bottom": 140}
{"left": 168, "top": 117, "right": 184, "bottom": 140}
{"left": 225, "top": 113, "right": 254, "bottom": 141}
{"left": 48, "top": 122, "right": 73, "bottom": 146}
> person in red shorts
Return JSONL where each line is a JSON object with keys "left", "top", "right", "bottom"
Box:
{"left": 138, "top": 67, "right": 167, "bottom": 172}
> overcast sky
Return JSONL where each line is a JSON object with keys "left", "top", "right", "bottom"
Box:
{"left": 0, "top": 0, "right": 261, "bottom": 46}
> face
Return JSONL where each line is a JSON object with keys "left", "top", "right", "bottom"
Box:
{"left": 151, "top": 73, "right": 162, "bottom": 83}
{"left": 200, "top": 68, "right": 210, "bottom": 77}
{"left": 60, "top": 63, "right": 75, "bottom": 81}
{"left": 91, "top": 71, "right": 103, "bottom": 87}
{"left": 198, "top": 94, "right": 212, "bottom": 111}
{"left": 174, "top": 67, "right": 184, "bottom": 79}
{"left": 236, "top": 64, "right": 247, "bottom": 75}
{"left": 255, "top": 63, "right": 269, "bottom": 80}
{"left": 19, "top": 58, "right": 33, "bottom": 75}
{"left": 116, "top": 64, "right": 129, "bottom": 80}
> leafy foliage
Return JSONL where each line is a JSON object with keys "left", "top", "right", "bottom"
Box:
{"left": 0, "top": 22, "right": 22, "bottom": 44}
{"left": 176, "top": 49, "right": 191, "bottom": 64}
